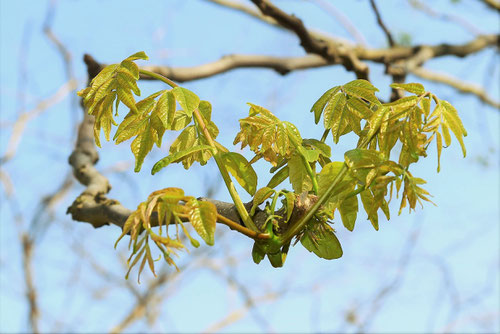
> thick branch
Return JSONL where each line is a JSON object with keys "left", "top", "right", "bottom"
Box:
{"left": 140, "top": 54, "right": 327, "bottom": 81}
{"left": 138, "top": 34, "right": 497, "bottom": 84}
{"left": 249, "top": 0, "right": 369, "bottom": 79}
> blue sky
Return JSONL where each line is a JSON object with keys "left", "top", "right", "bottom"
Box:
{"left": 1, "top": 0, "right": 499, "bottom": 333}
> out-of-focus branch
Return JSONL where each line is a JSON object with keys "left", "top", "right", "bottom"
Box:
{"left": 249, "top": 0, "right": 370, "bottom": 79}
{"left": 411, "top": 67, "right": 500, "bottom": 109}
{"left": 307, "top": 0, "right": 367, "bottom": 45}
{"left": 0, "top": 79, "right": 78, "bottom": 165}
{"left": 141, "top": 54, "right": 327, "bottom": 81}
{"left": 480, "top": 0, "right": 500, "bottom": 11}
{"left": 408, "top": 0, "right": 483, "bottom": 35}
{"left": 138, "top": 34, "right": 497, "bottom": 85}
{"left": 369, "top": 0, "right": 395, "bottom": 47}
{"left": 22, "top": 234, "right": 39, "bottom": 334}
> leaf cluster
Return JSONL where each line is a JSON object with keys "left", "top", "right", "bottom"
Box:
{"left": 115, "top": 187, "right": 217, "bottom": 282}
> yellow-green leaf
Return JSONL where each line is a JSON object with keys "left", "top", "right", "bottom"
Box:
{"left": 132, "top": 123, "right": 154, "bottom": 172}
{"left": 185, "top": 199, "right": 217, "bottom": 246}
{"left": 251, "top": 187, "right": 275, "bottom": 216}
{"left": 310, "top": 86, "right": 340, "bottom": 124}
{"left": 172, "top": 87, "right": 200, "bottom": 117}
{"left": 266, "top": 166, "right": 289, "bottom": 189}
{"left": 220, "top": 152, "right": 258, "bottom": 196}
{"left": 151, "top": 145, "right": 214, "bottom": 175}
{"left": 390, "top": 82, "right": 425, "bottom": 95}
{"left": 125, "top": 51, "right": 149, "bottom": 61}
{"left": 300, "top": 221, "right": 342, "bottom": 259}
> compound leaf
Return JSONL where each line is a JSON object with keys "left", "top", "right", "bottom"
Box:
{"left": 220, "top": 152, "right": 258, "bottom": 196}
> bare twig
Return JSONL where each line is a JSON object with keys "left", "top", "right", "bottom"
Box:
{"left": 0, "top": 79, "right": 78, "bottom": 165}
{"left": 408, "top": 0, "right": 483, "bottom": 35}
{"left": 369, "top": 0, "right": 395, "bottom": 47}
{"left": 22, "top": 234, "right": 39, "bottom": 334}
{"left": 411, "top": 67, "right": 500, "bottom": 109}
{"left": 307, "top": 0, "right": 367, "bottom": 45}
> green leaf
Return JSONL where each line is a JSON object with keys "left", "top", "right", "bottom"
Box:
{"left": 288, "top": 153, "right": 312, "bottom": 193}
{"left": 346, "top": 97, "right": 373, "bottom": 119}
{"left": 441, "top": 100, "right": 467, "bottom": 157}
{"left": 152, "top": 145, "right": 214, "bottom": 175}
{"left": 342, "top": 80, "right": 380, "bottom": 105}
{"left": 125, "top": 51, "right": 149, "bottom": 61}
{"left": 169, "top": 126, "right": 197, "bottom": 168}
{"left": 317, "top": 161, "right": 345, "bottom": 196}
{"left": 344, "top": 149, "right": 383, "bottom": 169}
{"left": 220, "top": 152, "right": 258, "bottom": 196}
{"left": 310, "top": 86, "right": 341, "bottom": 124}
{"left": 172, "top": 87, "right": 200, "bottom": 117}
{"left": 300, "top": 221, "right": 343, "bottom": 259}
{"left": 185, "top": 199, "right": 217, "bottom": 246}
{"left": 297, "top": 145, "right": 320, "bottom": 163}
{"left": 131, "top": 123, "right": 154, "bottom": 172}
{"left": 283, "top": 191, "right": 295, "bottom": 222}
{"left": 360, "top": 189, "right": 379, "bottom": 230}
{"left": 252, "top": 243, "right": 266, "bottom": 264}
{"left": 120, "top": 60, "right": 140, "bottom": 80}
{"left": 302, "top": 139, "right": 331, "bottom": 158}
{"left": 338, "top": 192, "right": 358, "bottom": 231}
{"left": 198, "top": 100, "right": 212, "bottom": 121}
{"left": 251, "top": 187, "right": 275, "bottom": 216}
{"left": 390, "top": 82, "right": 425, "bottom": 95}
{"left": 266, "top": 166, "right": 289, "bottom": 189}
{"left": 169, "top": 110, "right": 193, "bottom": 131}
{"left": 154, "top": 91, "right": 176, "bottom": 128}
{"left": 117, "top": 87, "right": 138, "bottom": 113}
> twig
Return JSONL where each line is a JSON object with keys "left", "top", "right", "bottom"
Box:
{"left": 0, "top": 79, "right": 78, "bottom": 165}
{"left": 307, "top": 0, "right": 367, "bottom": 45}
{"left": 369, "top": 0, "right": 395, "bottom": 47}
{"left": 408, "top": 0, "right": 483, "bottom": 35}
{"left": 411, "top": 67, "right": 500, "bottom": 109}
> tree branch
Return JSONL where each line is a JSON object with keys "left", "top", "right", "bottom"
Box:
{"left": 369, "top": 0, "right": 395, "bottom": 47}
{"left": 249, "top": 0, "right": 370, "bottom": 79}
{"left": 411, "top": 67, "right": 500, "bottom": 109}
{"left": 480, "top": 0, "right": 500, "bottom": 11}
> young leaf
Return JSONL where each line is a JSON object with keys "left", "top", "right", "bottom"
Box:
{"left": 360, "top": 189, "right": 379, "bottom": 230}
{"left": 310, "top": 86, "right": 341, "bottom": 124}
{"left": 288, "top": 153, "right": 312, "bottom": 193}
{"left": 266, "top": 166, "right": 289, "bottom": 189}
{"left": 172, "top": 87, "right": 200, "bottom": 117}
{"left": 338, "top": 192, "right": 358, "bottom": 231}
{"left": 185, "top": 199, "right": 217, "bottom": 246}
{"left": 131, "top": 123, "right": 154, "bottom": 172}
{"left": 440, "top": 100, "right": 467, "bottom": 157}
{"left": 390, "top": 82, "right": 425, "bottom": 95}
{"left": 151, "top": 145, "right": 214, "bottom": 175}
{"left": 251, "top": 187, "right": 275, "bottom": 216}
{"left": 300, "top": 221, "right": 343, "bottom": 259}
{"left": 220, "top": 152, "right": 258, "bottom": 196}
{"left": 342, "top": 79, "right": 380, "bottom": 105}
{"left": 252, "top": 243, "right": 266, "bottom": 264}
{"left": 154, "top": 91, "right": 176, "bottom": 128}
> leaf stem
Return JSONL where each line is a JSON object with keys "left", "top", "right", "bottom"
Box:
{"left": 139, "top": 69, "right": 178, "bottom": 88}
{"left": 216, "top": 214, "right": 270, "bottom": 240}
{"left": 281, "top": 164, "right": 349, "bottom": 244}
{"left": 140, "top": 68, "right": 258, "bottom": 232}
